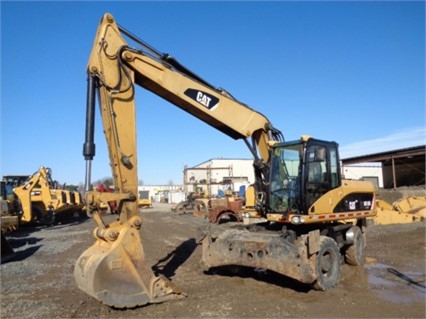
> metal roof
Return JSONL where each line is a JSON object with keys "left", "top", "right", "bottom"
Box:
{"left": 341, "top": 145, "right": 425, "bottom": 165}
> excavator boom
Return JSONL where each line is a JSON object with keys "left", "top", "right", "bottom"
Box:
{"left": 75, "top": 13, "right": 283, "bottom": 308}
{"left": 86, "top": 14, "right": 280, "bottom": 162}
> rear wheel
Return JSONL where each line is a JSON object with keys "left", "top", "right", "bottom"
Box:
{"left": 345, "top": 226, "right": 365, "bottom": 266}
{"left": 313, "top": 236, "right": 341, "bottom": 291}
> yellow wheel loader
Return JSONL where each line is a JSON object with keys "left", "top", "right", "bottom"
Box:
{"left": 138, "top": 190, "right": 152, "bottom": 209}
{"left": 74, "top": 13, "right": 377, "bottom": 308}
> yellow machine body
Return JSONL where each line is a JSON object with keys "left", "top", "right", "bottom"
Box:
{"left": 10, "top": 167, "right": 83, "bottom": 224}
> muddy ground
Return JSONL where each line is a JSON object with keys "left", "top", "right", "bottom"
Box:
{"left": 1, "top": 203, "right": 425, "bottom": 319}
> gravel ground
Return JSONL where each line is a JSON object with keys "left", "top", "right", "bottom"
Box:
{"left": 1, "top": 203, "right": 425, "bottom": 318}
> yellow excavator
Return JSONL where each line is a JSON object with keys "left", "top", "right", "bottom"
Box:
{"left": 74, "top": 13, "right": 377, "bottom": 308}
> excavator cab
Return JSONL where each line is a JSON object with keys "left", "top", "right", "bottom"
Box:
{"left": 266, "top": 136, "right": 375, "bottom": 226}
{"left": 268, "top": 137, "right": 340, "bottom": 215}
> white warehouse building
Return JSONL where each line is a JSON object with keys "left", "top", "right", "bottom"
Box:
{"left": 341, "top": 163, "right": 383, "bottom": 188}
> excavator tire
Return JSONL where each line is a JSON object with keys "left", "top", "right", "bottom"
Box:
{"left": 312, "top": 236, "right": 341, "bottom": 291}
{"left": 345, "top": 226, "right": 365, "bottom": 266}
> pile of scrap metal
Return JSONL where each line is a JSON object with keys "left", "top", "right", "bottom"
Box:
{"left": 190, "top": 188, "right": 250, "bottom": 224}
{"left": 373, "top": 196, "right": 426, "bottom": 225}
{"left": 172, "top": 190, "right": 244, "bottom": 224}
{"left": 171, "top": 192, "right": 207, "bottom": 215}
{"left": 204, "top": 194, "right": 243, "bottom": 224}
{"left": 173, "top": 185, "right": 270, "bottom": 225}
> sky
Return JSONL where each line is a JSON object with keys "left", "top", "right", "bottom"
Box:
{"left": 1, "top": 1, "right": 425, "bottom": 186}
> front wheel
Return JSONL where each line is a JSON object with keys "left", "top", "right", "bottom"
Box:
{"left": 312, "top": 236, "right": 341, "bottom": 291}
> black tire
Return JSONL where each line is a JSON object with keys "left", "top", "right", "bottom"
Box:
{"left": 77, "top": 209, "right": 88, "bottom": 220}
{"left": 313, "top": 236, "right": 341, "bottom": 291}
{"left": 217, "top": 212, "right": 239, "bottom": 224}
{"left": 345, "top": 226, "right": 365, "bottom": 266}
{"left": 31, "top": 205, "right": 44, "bottom": 223}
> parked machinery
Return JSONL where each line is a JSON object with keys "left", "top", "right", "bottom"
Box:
{"left": 4, "top": 166, "right": 83, "bottom": 224}
{"left": 0, "top": 180, "right": 22, "bottom": 262}
{"left": 74, "top": 13, "right": 376, "bottom": 308}
{"left": 374, "top": 196, "right": 425, "bottom": 224}
{"left": 138, "top": 190, "right": 153, "bottom": 208}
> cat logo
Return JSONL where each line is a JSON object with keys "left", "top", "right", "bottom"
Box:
{"left": 184, "top": 89, "right": 219, "bottom": 110}
{"left": 196, "top": 91, "right": 211, "bottom": 107}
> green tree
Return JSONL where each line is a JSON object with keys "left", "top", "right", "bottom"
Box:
{"left": 65, "top": 184, "right": 79, "bottom": 192}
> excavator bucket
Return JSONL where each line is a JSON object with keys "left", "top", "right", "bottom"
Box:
{"left": 1, "top": 234, "right": 15, "bottom": 263}
{"left": 74, "top": 220, "right": 186, "bottom": 308}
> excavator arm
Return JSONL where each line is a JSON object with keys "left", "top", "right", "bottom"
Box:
{"left": 86, "top": 13, "right": 281, "bottom": 161}
{"left": 75, "top": 13, "right": 282, "bottom": 308}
